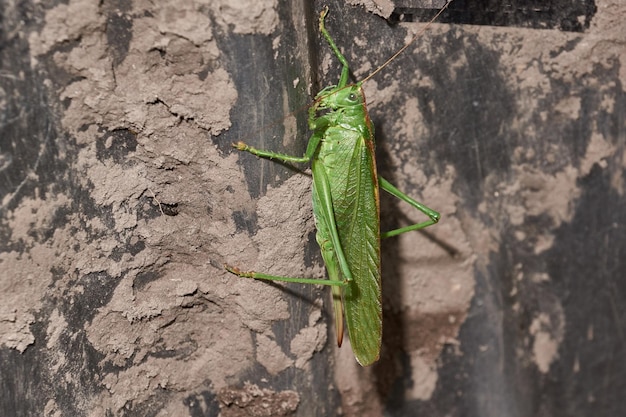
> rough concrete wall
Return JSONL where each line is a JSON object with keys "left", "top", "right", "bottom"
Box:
{"left": 0, "top": 0, "right": 624, "bottom": 416}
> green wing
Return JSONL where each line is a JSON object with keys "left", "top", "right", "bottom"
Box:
{"left": 312, "top": 124, "right": 382, "bottom": 366}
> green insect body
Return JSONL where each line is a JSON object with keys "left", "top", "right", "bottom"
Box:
{"left": 312, "top": 82, "right": 382, "bottom": 366}
{"left": 226, "top": 8, "right": 441, "bottom": 366}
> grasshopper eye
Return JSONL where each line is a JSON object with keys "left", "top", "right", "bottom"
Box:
{"left": 347, "top": 93, "right": 358, "bottom": 103}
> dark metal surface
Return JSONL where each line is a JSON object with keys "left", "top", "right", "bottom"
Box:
{"left": 392, "top": 0, "right": 597, "bottom": 32}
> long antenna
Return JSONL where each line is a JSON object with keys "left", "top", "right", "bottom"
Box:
{"left": 361, "top": 0, "right": 453, "bottom": 84}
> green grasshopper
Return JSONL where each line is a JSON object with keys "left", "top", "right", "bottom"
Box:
{"left": 225, "top": 6, "right": 445, "bottom": 366}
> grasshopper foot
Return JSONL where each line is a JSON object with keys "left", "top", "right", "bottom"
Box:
{"left": 232, "top": 141, "right": 249, "bottom": 151}
{"left": 224, "top": 264, "right": 255, "bottom": 278}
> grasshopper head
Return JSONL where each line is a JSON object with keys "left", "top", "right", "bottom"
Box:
{"left": 315, "top": 84, "right": 365, "bottom": 111}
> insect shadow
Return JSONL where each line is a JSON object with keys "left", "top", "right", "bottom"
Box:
{"left": 371, "top": 118, "right": 459, "bottom": 400}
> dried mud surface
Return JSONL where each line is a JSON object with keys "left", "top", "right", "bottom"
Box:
{"left": 1, "top": 0, "right": 624, "bottom": 416}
